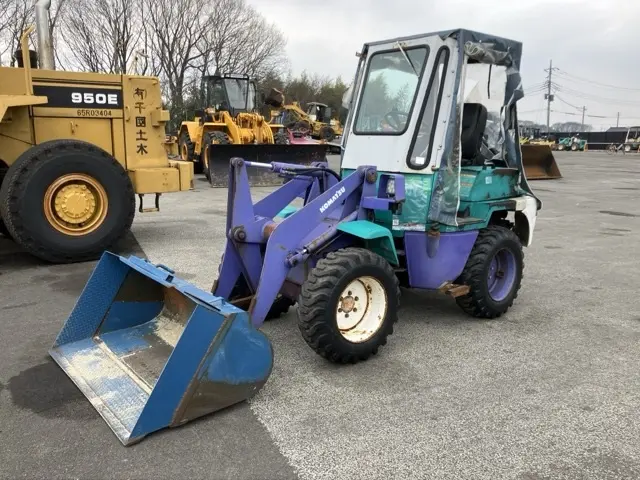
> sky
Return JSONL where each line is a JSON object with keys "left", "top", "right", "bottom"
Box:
{"left": 247, "top": 0, "right": 640, "bottom": 130}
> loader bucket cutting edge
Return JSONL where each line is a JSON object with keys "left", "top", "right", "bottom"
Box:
{"left": 207, "top": 143, "right": 331, "bottom": 187}
{"left": 48, "top": 252, "right": 273, "bottom": 446}
{"left": 521, "top": 144, "right": 563, "bottom": 180}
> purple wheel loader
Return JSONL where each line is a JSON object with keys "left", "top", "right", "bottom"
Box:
{"left": 49, "top": 29, "right": 542, "bottom": 445}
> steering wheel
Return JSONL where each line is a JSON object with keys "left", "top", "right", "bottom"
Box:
{"left": 383, "top": 111, "right": 409, "bottom": 131}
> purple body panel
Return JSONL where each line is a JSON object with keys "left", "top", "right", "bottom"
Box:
{"left": 404, "top": 230, "right": 478, "bottom": 289}
{"left": 213, "top": 158, "right": 407, "bottom": 328}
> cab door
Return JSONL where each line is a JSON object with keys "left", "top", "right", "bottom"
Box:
{"left": 341, "top": 35, "right": 460, "bottom": 175}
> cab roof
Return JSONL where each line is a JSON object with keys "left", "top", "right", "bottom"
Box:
{"left": 361, "top": 28, "right": 523, "bottom": 69}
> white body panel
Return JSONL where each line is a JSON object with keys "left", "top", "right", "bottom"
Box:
{"left": 514, "top": 195, "right": 539, "bottom": 246}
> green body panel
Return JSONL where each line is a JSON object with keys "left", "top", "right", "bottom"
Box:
{"left": 459, "top": 167, "right": 519, "bottom": 201}
{"left": 276, "top": 205, "right": 298, "bottom": 219}
{"left": 338, "top": 166, "right": 520, "bottom": 234}
{"left": 448, "top": 166, "right": 522, "bottom": 232}
{"left": 337, "top": 220, "right": 399, "bottom": 265}
{"left": 341, "top": 168, "right": 435, "bottom": 233}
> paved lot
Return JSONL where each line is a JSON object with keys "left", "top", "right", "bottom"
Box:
{"left": 1, "top": 152, "right": 639, "bottom": 479}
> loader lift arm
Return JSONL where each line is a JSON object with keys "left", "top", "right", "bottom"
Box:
{"left": 212, "top": 159, "right": 405, "bottom": 328}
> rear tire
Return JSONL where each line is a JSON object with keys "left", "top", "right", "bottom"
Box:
{"left": 0, "top": 139, "right": 135, "bottom": 264}
{"left": 455, "top": 225, "right": 524, "bottom": 319}
{"left": 179, "top": 130, "right": 200, "bottom": 173}
{"left": 297, "top": 247, "right": 400, "bottom": 364}
{"left": 213, "top": 254, "right": 295, "bottom": 321}
{"left": 202, "top": 131, "right": 231, "bottom": 181}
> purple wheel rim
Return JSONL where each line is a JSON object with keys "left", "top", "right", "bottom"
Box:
{"left": 487, "top": 248, "right": 517, "bottom": 302}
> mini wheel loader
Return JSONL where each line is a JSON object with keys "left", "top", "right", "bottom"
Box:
{"left": 178, "top": 74, "right": 328, "bottom": 187}
{"left": 51, "top": 29, "right": 542, "bottom": 446}
{"left": 0, "top": 2, "right": 194, "bottom": 264}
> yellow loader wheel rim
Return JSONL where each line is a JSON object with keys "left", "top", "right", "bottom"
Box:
{"left": 43, "top": 173, "right": 108, "bottom": 236}
{"left": 181, "top": 143, "right": 189, "bottom": 160}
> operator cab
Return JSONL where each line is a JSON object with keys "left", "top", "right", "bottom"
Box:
{"left": 340, "top": 29, "right": 535, "bottom": 226}
{"left": 203, "top": 73, "right": 258, "bottom": 117}
{"left": 306, "top": 102, "right": 332, "bottom": 123}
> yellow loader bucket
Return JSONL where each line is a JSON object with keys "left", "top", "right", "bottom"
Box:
{"left": 521, "top": 144, "right": 562, "bottom": 180}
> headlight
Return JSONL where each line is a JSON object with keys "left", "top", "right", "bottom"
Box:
{"left": 386, "top": 177, "right": 395, "bottom": 196}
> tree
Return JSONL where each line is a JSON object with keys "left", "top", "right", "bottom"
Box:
{"left": 60, "top": 0, "right": 140, "bottom": 74}
{"left": 0, "top": 0, "right": 68, "bottom": 67}
{"left": 551, "top": 121, "right": 592, "bottom": 133}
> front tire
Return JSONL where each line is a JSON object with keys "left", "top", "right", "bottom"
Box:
{"left": 273, "top": 129, "right": 290, "bottom": 145}
{"left": 297, "top": 248, "right": 400, "bottom": 364}
{"left": 0, "top": 139, "right": 135, "bottom": 264}
{"left": 179, "top": 130, "right": 200, "bottom": 173}
{"left": 455, "top": 225, "right": 524, "bottom": 319}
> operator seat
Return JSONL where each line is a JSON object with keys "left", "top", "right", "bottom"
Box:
{"left": 461, "top": 103, "right": 488, "bottom": 166}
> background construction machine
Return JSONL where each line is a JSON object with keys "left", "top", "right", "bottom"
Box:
{"left": 178, "top": 74, "right": 329, "bottom": 186}
{"left": 518, "top": 127, "right": 562, "bottom": 179}
{"left": 178, "top": 73, "right": 285, "bottom": 180}
{"left": 0, "top": 4, "right": 193, "bottom": 264}
{"left": 557, "top": 135, "right": 586, "bottom": 151}
{"left": 268, "top": 96, "right": 341, "bottom": 141}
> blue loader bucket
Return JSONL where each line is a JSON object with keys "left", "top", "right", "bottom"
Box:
{"left": 49, "top": 252, "right": 273, "bottom": 446}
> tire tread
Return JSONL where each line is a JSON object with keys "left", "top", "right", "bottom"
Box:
{"left": 455, "top": 225, "right": 524, "bottom": 319}
{"left": 0, "top": 139, "right": 134, "bottom": 263}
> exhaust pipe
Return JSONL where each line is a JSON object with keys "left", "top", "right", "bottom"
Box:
{"left": 34, "top": 0, "right": 54, "bottom": 70}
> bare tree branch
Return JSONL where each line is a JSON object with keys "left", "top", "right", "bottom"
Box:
{"left": 59, "top": 0, "right": 142, "bottom": 73}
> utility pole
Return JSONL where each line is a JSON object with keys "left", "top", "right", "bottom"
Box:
{"left": 544, "top": 60, "right": 557, "bottom": 133}
{"left": 616, "top": 112, "right": 620, "bottom": 127}
{"left": 581, "top": 106, "right": 586, "bottom": 131}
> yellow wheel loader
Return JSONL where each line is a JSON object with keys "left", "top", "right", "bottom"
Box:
{"left": 0, "top": 11, "right": 193, "bottom": 264}
{"left": 269, "top": 98, "right": 340, "bottom": 141}
{"left": 178, "top": 74, "right": 327, "bottom": 186}
{"left": 306, "top": 101, "right": 343, "bottom": 138}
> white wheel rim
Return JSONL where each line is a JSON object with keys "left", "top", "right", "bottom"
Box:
{"left": 336, "top": 276, "right": 387, "bottom": 343}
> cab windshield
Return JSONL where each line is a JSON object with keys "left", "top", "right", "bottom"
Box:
{"left": 354, "top": 47, "right": 428, "bottom": 134}
{"left": 224, "top": 79, "right": 255, "bottom": 111}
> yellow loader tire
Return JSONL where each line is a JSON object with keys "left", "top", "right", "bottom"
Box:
{"left": 0, "top": 139, "right": 135, "bottom": 264}
{"left": 179, "top": 130, "right": 200, "bottom": 173}
{"left": 274, "top": 130, "right": 290, "bottom": 145}
{"left": 319, "top": 126, "right": 336, "bottom": 142}
{"left": 202, "top": 131, "right": 231, "bottom": 181}
{"left": 0, "top": 164, "right": 10, "bottom": 238}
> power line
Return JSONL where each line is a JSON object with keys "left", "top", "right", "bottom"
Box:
{"left": 555, "top": 69, "right": 640, "bottom": 92}
{"left": 554, "top": 95, "right": 582, "bottom": 111}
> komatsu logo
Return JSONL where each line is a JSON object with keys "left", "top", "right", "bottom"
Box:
{"left": 319, "top": 186, "right": 346, "bottom": 213}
